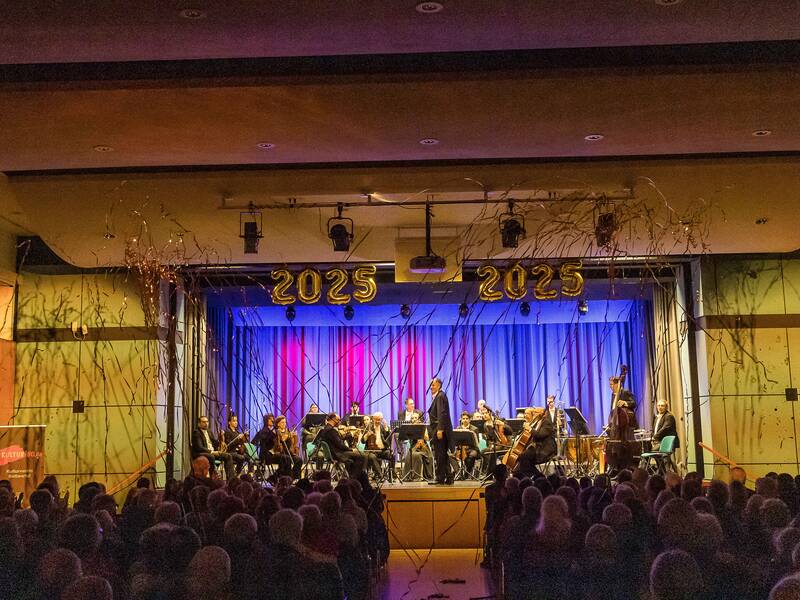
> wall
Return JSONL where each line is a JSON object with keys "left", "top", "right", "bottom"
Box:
{"left": 7, "top": 269, "right": 182, "bottom": 500}
{"left": 694, "top": 255, "right": 800, "bottom": 479}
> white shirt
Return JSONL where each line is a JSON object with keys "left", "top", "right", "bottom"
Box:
{"left": 654, "top": 413, "right": 665, "bottom": 434}
{"left": 201, "top": 429, "right": 213, "bottom": 451}
{"left": 403, "top": 410, "right": 416, "bottom": 422}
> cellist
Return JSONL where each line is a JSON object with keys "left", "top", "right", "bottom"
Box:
{"left": 513, "top": 407, "right": 557, "bottom": 478}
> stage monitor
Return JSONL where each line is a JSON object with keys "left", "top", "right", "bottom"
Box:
{"left": 564, "top": 406, "right": 590, "bottom": 435}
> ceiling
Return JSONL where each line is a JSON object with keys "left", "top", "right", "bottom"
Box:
{"left": 1, "top": 2, "right": 799, "bottom": 261}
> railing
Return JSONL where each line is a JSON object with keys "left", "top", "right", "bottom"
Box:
{"left": 697, "top": 441, "right": 755, "bottom": 482}
{"left": 106, "top": 449, "right": 170, "bottom": 495}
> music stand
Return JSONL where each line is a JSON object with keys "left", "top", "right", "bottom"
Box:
{"left": 565, "top": 406, "right": 591, "bottom": 475}
{"left": 452, "top": 429, "right": 480, "bottom": 480}
{"left": 470, "top": 419, "right": 486, "bottom": 435}
{"left": 515, "top": 407, "right": 532, "bottom": 418}
{"left": 506, "top": 418, "right": 526, "bottom": 435}
{"left": 398, "top": 423, "right": 429, "bottom": 482}
{"left": 345, "top": 414, "right": 366, "bottom": 428}
{"left": 303, "top": 413, "right": 328, "bottom": 428}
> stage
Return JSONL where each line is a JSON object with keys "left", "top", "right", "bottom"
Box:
{"left": 380, "top": 481, "right": 486, "bottom": 550}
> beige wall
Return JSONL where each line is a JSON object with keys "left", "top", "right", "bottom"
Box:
{"left": 8, "top": 270, "right": 181, "bottom": 500}
{"left": 694, "top": 255, "right": 800, "bottom": 480}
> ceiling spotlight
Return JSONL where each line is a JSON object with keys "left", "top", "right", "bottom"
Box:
{"left": 256, "top": 141, "right": 276, "bottom": 149}
{"left": 520, "top": 301, "right": 531, "bottom": 317}
{"left": 458, "top": 303, "right": 469, "bottom": 318}
{"left": 239, "top": 202, "right": 263, "bottom": 254}
{"left": 410, "top": 202, "right": 446, "bottom": 273}
{"left": 328, "top": 203, "right": 354, "bottom": 252}
{"left": 584, "top": 134, "right": 604, "bottom": 142}
{"left": 655, "top": 0, "right": 683, "bottom": 5}
{"left": 499, "top": 200, "right": 526, "bottom": 248}
{"left": 400, "top": 304, "right": 412, "bottom": 319}
{"left": 103, "top": 232, "right": 115, "bottom": 240}
{"left": 755, "top": 217, "right": 769, "bottom": 225}
{"left": 285, "top": 306, "right": 296, "bottom": 322}
{"left": 416, "top": 1, "right": 444, "bottom": 13}
{"left": 93, "top": 145, "right": 114, "bottom": 152}
{"left": 578, "top": 299, "right": 589, "bottom": 315}
{"left": 593, "top": 197, "right": 618, "bottom": 250}
{"left": 419, "top": 138, "right": 440, "bottom": 145}
{"left": 179, "top": 8, "right": 207, "bottom": 19}
{"left": 751, "top": 129, "right": 772, "bottom": 137}
{"left": 343, "top": 305, "right": 355, "bottom": 321}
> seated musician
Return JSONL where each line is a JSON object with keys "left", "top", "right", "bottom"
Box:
{"left": 344, "top": 401, "right": 363, "bottom": 426}
{"left": 190, "top": 415, "right": 235, "bottom": 480}
{"left": 513, "top": 407, "right": 557, "bottom": 478}
{"left": 363, "top": 412, "right": 395, "bottom": 482}
{"left": 274, "top": 415, "right": 302, "bottom": 479}
{"left": 221, "top": 414, "right": 248, "bottom": 475}
{"left": 472, "top": 399, "right": 487, "bottom": 420}
{"left": 300, "top": 402, "right": 321, "bottom": 449}
{"left": 400, "top": 397, "right": 423, "bottom": 423}
{"left": 481, "top": 405, "right": 512, "bottom": 472}
{"left": 651, "top": 400, "right": 678, "bottom": 450}
{"left": 253, "top": 414, "right": 292, "bottom": 479}
{"left": 402, "top": 412, "right": 433, "bottom": 481}
{"left": 317, "top": 413, "right": 365, "bottom": 473}
{"left": 455, "top": 411, "right": 480, "bottom": 475}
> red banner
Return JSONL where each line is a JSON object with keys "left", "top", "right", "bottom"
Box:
{"left": 0, "top": 425, "right": 45, "bottom": 502}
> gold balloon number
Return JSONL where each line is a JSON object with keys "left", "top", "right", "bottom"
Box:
{"left": 271, "top": 266, "right": 377, "bottom": 305}
{"left": 352, "top": 265, "right": 377, "bottom": 303}
{"left": 296, "top": 268, "right": 322, "bottom": 304}
{"left": 478, "top": 265, "right": 503, "bottom": 302}
{"left": 325, "top": 268, "right": 351, "bottom": 305}
{"left": 476, "top": 262, "right": 583, "bottom": 302}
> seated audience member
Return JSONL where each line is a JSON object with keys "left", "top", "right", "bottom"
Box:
{"left": 61, "top": 575, "right": 113, "bottom": 600}
{"left": 649, "top": 549, "right": 702, "bottom": 600}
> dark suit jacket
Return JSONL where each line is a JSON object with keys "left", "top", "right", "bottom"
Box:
{"left": 400, "top": 409, "right": 424, "bottom": 422}
{"left": 253, "top": 427, "right": 277, "bottom": 460}
{"left": 528, "top": 412, "right": 557, "bottom": 463}
{"left": 191, "top": 428, "right": 218, "bottom": 458}
{"left": 608, "top": 388, "right": 639, "bottom": 433}
{"left": 318, "top": 424, "right": 353, "bottom": 461}
{"left": 427, "top": 390, "right": 454, "bottom": 451}
{"left": 652, "top": 412, "right": 679, "bottom": 448}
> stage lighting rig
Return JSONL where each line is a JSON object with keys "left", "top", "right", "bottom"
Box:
{"left": 409, "top": 202, "right": 446, "bottom": 274}
{"left": 458, "top": 303, "right": 470, "bottom": 318}
{"left": 593, "top": 197, "right": 619, "bottom": 250}
{"left": 286, "top": 306, "right": 296, "bottom": 322}
{"left": 578, "top": 299, "right": 589, "bottom": 315}
{"left": 239, "top": 203, "right": 263, "bottom": 254}
{"left": 344, "top": 305, "right": 355, "bottom": 320}
{"left": 499, "top": 201, "right": 526, "bottom": 248}
{"left": 520, "top": 301, "right": 531, "bottom": 317}
{"left": 328, "top": 203, "right": 354, "bottom": 252}
{"left": 400, "top": 304, "right": 412, "bottom": 319}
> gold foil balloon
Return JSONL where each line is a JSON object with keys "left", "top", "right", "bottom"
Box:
{"left": 270, "top": 269, "right": 296, "bottom": 305}
{"left": 477, "top": 265, "right": 503, "bottom": 302}
{"left": 296, "top": 268, "right": 322, "bottom": 304}
{"left": 325, "top": 268, "right": 351, "bottom": 305}
{"left": 352, "top": 265, "right": 377, "bottom": 303}
{"left": 504, "top": 263, "right": 528, "bottom": 300}
{"left": 532, "top": 264, "right": 558, "bottom": 300}
{"left": 559, "top": 261, "right": 585, "bottom": 297}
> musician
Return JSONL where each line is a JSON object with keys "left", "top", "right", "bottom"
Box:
{"left": 455, "top": 411, "right": 480, "bottom": 475}
{"left": 607, "top": 375, "right": 639, "bottom": 440}
{"left": 274, "top": 415, "right": 302, "bottom": 479}
{"left": 402, "top": 412, "right": 433, "bottom": 480}
{"left": 317, "top": 413, "right": 365, "bottom": 472}
{"left": 427, "top": 377, "right": 454, "bottom": 485}
{"left": 363, "top": 412, "right": 395, "bottom": 482}
{"left": 191, "top": 415, "right": 235, "bottom": 480}
{"left": 253, "top": 414, "right": 292, "bottom": 479}
{"left": 401, "top": 397, "right": 423, "bottom": 423}
{"left": 481, "top": 405, "right": 512, "bottom": 472}
{"left": 514, "top": 407, "right": 557, "bottom": 478}
{"left": 652, "top": 400, "right": 679, "bottom": 449}
{"left": 222, "top": 414, "right": 248, "bottom": 475}
{"left": 300, "top": 403, "right": 321, "bottom": 449}
{"left": 472, "top": 399, "right": 487, "bottom": 419}
{"left": 344, "top": 401, "right": 365, "bottom": 428}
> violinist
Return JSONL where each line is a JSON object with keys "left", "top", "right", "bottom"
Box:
{"left": 221, "top": 414, "right": 248, "bottom": 476}
{"left": 300, "top": 402, "right": 321, "bottom": 449}
{"left": 607, "top": 375, "right": 638, "bottom": 440}
{"left": 363, "top": 412, "right": 395, "bottom": 482}
{"left": 274, "top": 415, "right": 302, "bottom": 479}
{"left": 317, "top": 413, "right": 365, "bottom": 472}
{"left": 513, "top": 407, "right": 557, "bottom": 478}
{"left": 455, "top": 411, "right": 480, "bottom": 475}
{"left": 402, "top": 412, "right": 433, "bottom": 481}
{"left": 253, "top": 414, "right": 291, "bottom": 479}
{"left": 481, "top": 404, "right": 512, "bottom": 472}
{"left": 344, "top": 401, "right": 363, "bottom": 426}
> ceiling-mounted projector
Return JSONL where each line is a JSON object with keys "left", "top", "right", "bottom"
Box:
{"left": 409, "top": 201, "right": 447, "bottom": 274}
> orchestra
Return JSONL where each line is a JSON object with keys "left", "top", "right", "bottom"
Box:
{"left": 193, "top": 371, "right": 668, "bottom": 483}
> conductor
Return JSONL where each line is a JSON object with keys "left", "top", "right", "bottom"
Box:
{"left": 427, "top": 377, "right": 454, "bottom": 485}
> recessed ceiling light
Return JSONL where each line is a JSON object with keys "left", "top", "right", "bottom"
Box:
{"left": 416, "top": 2, "right": 444, "bottom": 14}
{"left": 179, "top": 8, "right": 207, "bottom": 19}
{"left": 655, "top": 0, "right": 683, "bottom": 6}
{"left": 755, "top": 217, "right": 769, "bottom": 225}
{"left": 93, "top": 145, "right": 114, "bottom": 152}
{"left": 256, "top": 142, "right": 275, "bottom": 149}
{"left": 752, "top": 129, "right": 772, "bottom": 137}
{"left": 419, "top": 138, "right": 440, "bottom": 145}
{"left": 584, "top": 134, "right": 604, "bottom": 141}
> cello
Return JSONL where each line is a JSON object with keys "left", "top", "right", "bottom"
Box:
{"left": 502, "top": 408, "right": 546, "bottom": 470}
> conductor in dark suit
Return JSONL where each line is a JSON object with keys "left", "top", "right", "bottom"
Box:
{"left": 652, "top": 400, "right": 679, "bottom": 449}
{"left": 191, "top": 415, "right": 235, "bottom": 480}
{"left": 427, "top": 377, "right": 454, "bottom": 485}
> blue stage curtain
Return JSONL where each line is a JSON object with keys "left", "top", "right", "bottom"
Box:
{"left": 207, "top": 303, "right": 651, "bottom": 436}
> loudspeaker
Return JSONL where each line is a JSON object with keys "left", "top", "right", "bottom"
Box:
{"left": 72, "top": 400, "right": 85, "bottom": 413}
{"left": 786, "top": 388, "right": 798, "bottom": 402}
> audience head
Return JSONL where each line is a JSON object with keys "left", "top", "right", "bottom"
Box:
{"left": 269, "top": 509, "right": 303, "bottom": 548}
{"left": 224, "top": 513, "right": 258, "bottom": 548}
{"left": 769, "top": 575, "right": 800, "bottom": 600}
{"left": 29, "top": 488, "right": 54, "bottom": 516}
{"left": 730, "top": 466, "right": 748, "bottom": 485}
{"left": 154, "top": 500, "right": 182, "bottom": 525}
{"left": 57, "top": 513, "right": 101, "bottom": 558}
{"left": 62, "top": 575, "right": 113, "bottom": 600}
{"left": 37, "top": 548, "right": 82, "bottom": 597}
{"left": 521, "top": 486, "right": 543, "bottom": 517}
{"left": 762, "top": 498, "right": 791, "bottom": 530}
{"left": 650, "top": 549, "right": 702, "bottom": 600}
{"left": 187, "top": 546, "right": 231, "bottom": 597}
{"left": 585, "top": 523, "right": 617, "bottom": 566}
{"left": 603, "top": 502, "right": 633, "bottom": 532}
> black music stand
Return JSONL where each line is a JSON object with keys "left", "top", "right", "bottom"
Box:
{"left": 344, "top": 414, "right": 366, "bottom": 428}
{"left": 398, "top": 423, "right": 429, "bottom": 482}
{"left": 470, "top": 419, "right": 486, "bottom": 435}
{"left": 565, "top": 406, "right": 591, "bottom": 475}
{"left": 303, "top": 413, "right": 328, "bottom": 428}
{"left": 451, "top": 429, "right": 480, "bottom": 480}
{"left": 506, "top": 418, "right": 526, "bottom": 435}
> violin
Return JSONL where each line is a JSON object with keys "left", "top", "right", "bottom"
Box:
{"left": 275, "top": 427, "right": 299, "bottom": 456}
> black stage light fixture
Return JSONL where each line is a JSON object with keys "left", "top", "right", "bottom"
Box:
{"left": 578, "top": 299, "right": 589, "bottom": 315}
{"left": 344, "top": 305, "right": 355, "bottom": 320}
{"left": 400, "top": 304, "right": 412, "bottom": 319}
{"left": 520, "top": 301, "right": 531, "bottom": 316}
{"left": 499, "top": 201, "right": 526, "bottom": 248}
{"left": 409, "top": 202, "right": 446, "bottom": 273}
{"left": 285, "top": 305, "right": 296, "bottom": 322}
{"left": 593, "top": 197, "right": 618, "bottom": 250}
{"left": 458, "top": 302, "right": 470, "bottom": 318}
{"left": 328, "top": 203, "right": 354, "bottom": 252}
{"left": 240, "top": 203, "right": 263, "bottom": 254}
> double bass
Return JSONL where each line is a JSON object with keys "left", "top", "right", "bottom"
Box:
{"left": 607, "top": 365, "right": 630, "bottom": 441}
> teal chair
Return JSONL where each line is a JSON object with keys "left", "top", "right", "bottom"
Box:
{"left": 310, "top": 440, "right": 348, "bottom": 480}
{"left": 640, "top": 435, "right": 677, "bottom": 475}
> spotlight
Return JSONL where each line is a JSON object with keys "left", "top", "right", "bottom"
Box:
{"left": 499, "top": 201, "right": 526, "bottom": 248}
{"left": 328, "top": 203, "right": 354, "bottom": 252}
{"left": 578, "top": 299, "right": 588, "bottom": 315}
{"left": 285, "top": 306, "right": 296, "bottom": 322}
{"left": 344, "top": 305, "right": 355, "bottom": 321}
{"left": 520, "top": 301, "right": 531, "bottom": 317}
{"left": 410, "top": 202, "right": 446, "bottom": 273}
{"left": 593, "top": 198, "right": 618, "bottom": 250}
{"left": 400, "top": 304, "right": 412, "bottom": 319}
{"left": 240, "top": 203, "right": 263, "bottom": 254}
{"left": 458, "top": 303, "right": 469, "bottom": 318}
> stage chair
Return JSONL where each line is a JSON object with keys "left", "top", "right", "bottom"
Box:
{"left": 245, "top": 443, "right": 277, "bottom": 483}
{"left": 640, "top": 435, "right": 678, "bottom": 475}
{"left": 311, "top": 441, "right": 348, "bottom": 481}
